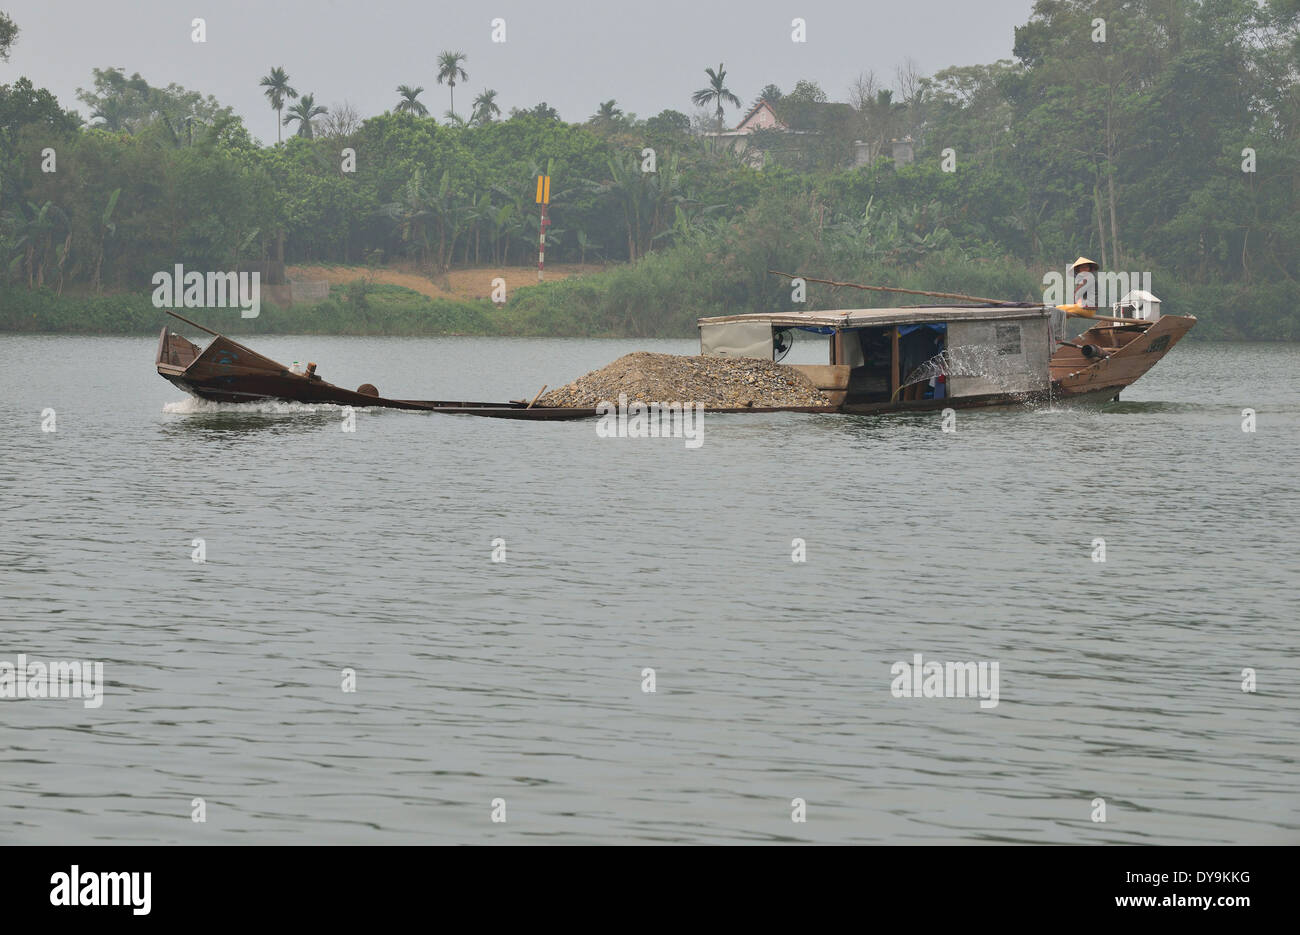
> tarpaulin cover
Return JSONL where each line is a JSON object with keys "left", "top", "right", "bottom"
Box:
{"left": 897, "top": 323, "right": 947, "bottom": 337}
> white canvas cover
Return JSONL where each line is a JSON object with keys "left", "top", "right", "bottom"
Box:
{"left": 699, "top": 321, "right": 774, "bottom": 359}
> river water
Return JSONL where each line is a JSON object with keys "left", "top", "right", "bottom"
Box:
{"left": 1, "top": 333, "right": 1296, "bottom": 844}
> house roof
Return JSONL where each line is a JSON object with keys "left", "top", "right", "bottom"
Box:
{"left": 734, "top": 99, "right": 786, "bottom": 132}
{"left": 780, "top": 100, "right": 857, "bottom": 131}
{"left": 698, "top": 306, "right": 1051, "bottom": 329}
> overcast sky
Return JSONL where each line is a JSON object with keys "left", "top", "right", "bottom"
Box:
{"left": 3, "top": 0, "right": 1035, "bottom": 143}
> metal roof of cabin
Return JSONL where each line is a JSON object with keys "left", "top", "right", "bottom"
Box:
{"left": 697, "top": 305, "right": 1051, "bottom": 329}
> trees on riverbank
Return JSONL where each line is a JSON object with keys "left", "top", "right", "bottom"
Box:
{"left": 0, "top": 1, "right": 1296, "bottom": 339}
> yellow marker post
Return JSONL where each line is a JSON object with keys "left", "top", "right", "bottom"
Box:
{"left": 535, "top": 175, "right": 552, "bottom": 280}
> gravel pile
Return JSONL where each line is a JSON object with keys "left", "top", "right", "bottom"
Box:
{"left": 537, "top": 352, "right": 831, "bottom": 409}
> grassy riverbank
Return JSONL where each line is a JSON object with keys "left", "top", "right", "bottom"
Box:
{"left": 2, "top": 254, "right": 1296, "bottom": 340}
{"left": 0, "top": 281, "right": 503, "bottom": 337}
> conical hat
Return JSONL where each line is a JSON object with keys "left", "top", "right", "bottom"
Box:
{"left": 1071, "top": 256, "right": 1099, "bottom": 271}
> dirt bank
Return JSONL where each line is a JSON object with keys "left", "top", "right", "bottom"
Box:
{"left": 286, "top": 263, "right": 606, "bottom": 302}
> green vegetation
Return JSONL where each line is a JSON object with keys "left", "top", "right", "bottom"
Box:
{"left": 1, "top": 0, "right": 1298, "bottom": 340}
{"left": 0, "top": 281, "right": 502, "bottom": 336}
{"left": 0, "top": 11, "right": 16, "bottom": 62}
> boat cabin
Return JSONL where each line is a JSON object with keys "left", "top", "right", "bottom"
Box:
{"left": 1111, "top": 290, "right": 1161, "bottom": 322}
{"left": 698, "top": 306, "right": 1057, "bottom": 408}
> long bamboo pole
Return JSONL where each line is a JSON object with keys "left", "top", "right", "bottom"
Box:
{"left": 163, "top": 309, "right": 221, "bottom": 337}
{"left": 767, "top": 269, "right": 1011, "bottom": 306}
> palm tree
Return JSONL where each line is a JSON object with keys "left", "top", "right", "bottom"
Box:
{"left": 435, "top": 51, "right": 469, "bottom": 119}
{"left": 591, "top": 99, "right": 622, "bottom": 122}
{"left": 259, "top": 67, "right": 298, "bottom": 143}
{"left": 395, "top": 84, "right": 428, "bottom": 116}
{"left": 753, "top": 84, "right": 783, "bottom": 108}
{"left": 691, "top": 62, "right": 743, "bottom": 131}
{"left": 283, "top": 93, "right": 327, "bottom": 139}
{"left": 471, "top": 89, "right": 500, "bottom": 125}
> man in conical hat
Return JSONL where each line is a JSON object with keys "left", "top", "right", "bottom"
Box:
{"left": 1070, "top": 256, "right": 1100, "bottom": 308}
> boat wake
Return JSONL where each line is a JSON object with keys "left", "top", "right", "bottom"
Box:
{"left": 899, "top": 344, "right": 1033, "bottom": 401}
{"left": 163, "top": 397, "right": 343, "bottom": 415}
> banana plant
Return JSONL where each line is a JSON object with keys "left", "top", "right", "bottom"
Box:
{"left": 464, "top": 191, "right": 493, "bottom": 264}
{"left": 583, "top": 150, "right": 684, "bottom": 261}
{"left": 0, "top": 207, "right": 28, "bottom": 285}
{"left": 19, "top": 201, "right": 69, "bottom": 289}
{"left": 576, "top": 229, "right": 602, "bottom": 264}
{"left": 487, "top": 200, "right": 515, "bottom": 265}
{"left": 426, "top": 169, "right": 475, "bottom": 271}
{"left": 91, "top": 187, "right": 121, "bottom": 293}
{"left": 380, "top": 167, "right": 434, "bottom": 264}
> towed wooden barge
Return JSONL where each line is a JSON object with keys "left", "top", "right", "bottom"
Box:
{"left": 156, "top": 323, "right": 600, "bottom": 419}
{"left": 156, "top": 296, "right": 1193, "bottom": 419}
{"left": 154, "top": 314, "right": 834, "bottom": 419}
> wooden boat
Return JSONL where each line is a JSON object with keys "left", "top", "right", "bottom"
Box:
{"left": 1050, "top": 313, "right": 1196, "bottom": 403}
{"left": 697, "top": 297, "right": 1195, "bottom": 412}
{"left": 155, "top": 312, "right": 595, "bottom": 419}
{"left": 157, "top": 292, "right": 1193, "bottom": 421}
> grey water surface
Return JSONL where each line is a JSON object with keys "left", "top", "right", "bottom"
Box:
{"left": 1, "top": 333, "right": 1296, "bottom": 844}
